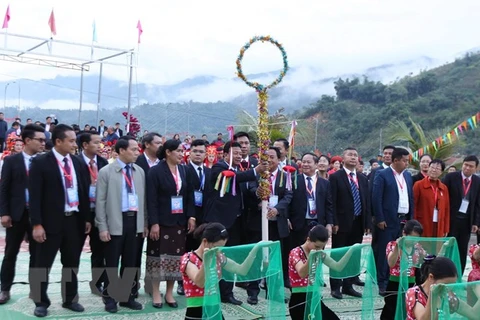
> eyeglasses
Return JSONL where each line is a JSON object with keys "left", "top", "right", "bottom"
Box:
{"left": 429, "top": 166, "right": 442, "bottom": 171}
{"left": 32, "top": 138, "right": 46, "bottom": 143}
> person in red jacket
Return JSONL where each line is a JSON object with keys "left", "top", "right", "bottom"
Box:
{"left": 413, "top": 159, "right": 450, "bottom": 237}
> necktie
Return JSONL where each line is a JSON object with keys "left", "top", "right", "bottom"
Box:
{"left": 270, "top": 174, "right": 274, "bottom": 195}
{"left": 241, "top": 160, "right": 248, "bottom": 170}
{"left": 125, "top": 165, "right": 133, "bottom": 193}
{"left": 464, "top": 178, "right": 470, "bottom": 197}
{"left": 89, "top": 159, "right": 97, "bottom": 183}
{"left": 306, "top": 177, "right": 313, "bottom": 199}
{"left": 28, "top": 157, "right": 32, "bottom": 170}
{"left": 63, "top": 157, "right": 72, "bottom": 189}
{"left": 197, "top": 166, "right": 203, "bottom": 182}
{"left": 350, "top": 172, "right": 362, "bottom": 216}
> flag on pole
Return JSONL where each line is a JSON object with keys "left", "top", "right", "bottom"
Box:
{"left": 2, "top": 5, "right": 10, "bottom": 29}
{"left": 92, "top": 19, "right": 97, "bottom": 42}
{"left": 48, "top": 9, "right": 56, "bottom": 35}
{"left": 136, "top": 20, "right": 143, "bottom": 44}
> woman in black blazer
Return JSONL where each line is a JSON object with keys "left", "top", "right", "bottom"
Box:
{"left": 146, "top": 139, "right": 195, "bottom": 308}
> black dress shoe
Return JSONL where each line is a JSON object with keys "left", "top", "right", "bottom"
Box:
{"left": 0, "top": 291, "right": 10, "bottom": 304}
{"left": 177, "top": 283, "right": 185, "bottom": 296}
{"left": 62, "top": 302, "right": 85, "bottom": 312}
{"left": 105, "top": 302, "right": 118, "bottom": 313}
{"left": 120, "top": 299, "right": 143, "bottom": 310}
{"left": 353, "top": 278, "right": 365, "bottom": 286}
{"left": 34, "top": 306, "right": 48, "bottom": 317}
{"left": 152, "top": 302, "right": 163, "bottom": 308}
{"left": 166, "top": 301, "right": 178, "bottom": 308}
{"left": 221, "top": 296, "right": 243, "bottom": 305}
{"left": 342, "top": 287, "right": 362, "bottom": 298}
{"left": 247, "top": 296, "right": 258, "bottom": 305}
{"left": 331, "top": 289, "right": 343, "bottom": 299}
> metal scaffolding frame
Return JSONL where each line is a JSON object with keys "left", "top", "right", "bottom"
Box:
{"left": 0, "top": 32, "right": 136, "bottom": 126}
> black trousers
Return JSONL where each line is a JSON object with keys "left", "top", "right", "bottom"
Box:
{"left": 288, "top": 292, "right": 339, "bottom": 320}
{"left": 87, "top": 224, "right": 107, "bottom": 289}
{"left": 269, "top": 221, "right": 290, "bottom": 285}
{"left": 380, "top": 279, "right": 414, "bottom": 320}
{"left": 123, "top": 235, "right": 145, "bottom": 293}
{"left": 448, "top": 217, "right": 471, "bottom": 276}
{"left": 245, "top": 228, "right": 262, "bottom": 298}
{"left": 0, "top": 210, "right": 35, "bottom": 291}
{"left": 104, "top": 214, "right": 139, "bottom": 303}
{"left": 30, "top": 215, "right": 82, "bottom": 308}
{"left": 290, "top": 219, "right": 317, "bottom": 250}
{"left": 185, "top": 306, "right": 224, "bottom": 320}
{"left": 219, "top": 216, "right": 242, "bottom": 300}
{"left": 330, "top": 216, "right": 364, "bottom": 291}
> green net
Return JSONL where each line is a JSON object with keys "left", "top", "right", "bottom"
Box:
{"left": 305, "top": 243, "right": 377, "bottom": 320}
{"left": 430, "top": 280, "right": 480, "bottom": 319}
{"left": 203, "top": 241, "right": 286, "bottom": 320}
{"left": 394, "top": 236, "right": 461, "bottom": 320}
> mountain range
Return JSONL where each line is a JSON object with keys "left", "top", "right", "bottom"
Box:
{"left": 1, "top": 55, "right": 440, "bottom": 116}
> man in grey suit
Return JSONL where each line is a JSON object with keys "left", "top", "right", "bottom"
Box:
{"left": 95, "top": 136, "right": 147, "bottom": 313}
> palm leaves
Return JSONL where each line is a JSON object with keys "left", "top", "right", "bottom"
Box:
{"left": 386, "top": 117, "right": 459, "bottom": 166}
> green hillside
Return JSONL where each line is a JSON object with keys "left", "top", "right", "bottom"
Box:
{"left": 293, "top": 52, "right": 480, "bottom": 158}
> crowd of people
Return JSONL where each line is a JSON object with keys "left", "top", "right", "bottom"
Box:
{"left": 0, "top": 116, "right": 479, "bottom": 319}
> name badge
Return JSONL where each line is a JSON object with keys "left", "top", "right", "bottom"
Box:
{"left": 459, "top": 199, "right": 469, "bottom": 214}
{"left": 128, "top": 193, "right": 139, "bottom": 211}
{"left": 171, "top": 196, "right": 184, "bottom": 214}
{"left": 89, "top": 185, "right": 96, "bottom": 203}
{"left": 194, "top": 191, "right": 203, "bottom": 207}
{"left": 25, "top": 188, "right": 29, "bottom": 207}
{"left": 308, "top": 199, "right": 317, "bottom": 217}
{"left": 433, "top": 208, "right": 438, "bottom": 222}
{"left": 269, "top": 195, "right": 279, "bottom": 208}
{"left": 67, "top": 188, "right": 79, "bottom": 207}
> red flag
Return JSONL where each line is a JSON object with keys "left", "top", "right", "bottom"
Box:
{"left": 136, "top": 20, "right": 143, "bottom": 44}
{"left": 2, "top": 5, "right": 10, "bottom": 29}
{"left": 48, "top": 9, "right": 56, "bottom": 35}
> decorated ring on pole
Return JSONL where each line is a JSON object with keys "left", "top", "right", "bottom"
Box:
{"left": 236, "top": 36, "right": 289, "bottom": 92}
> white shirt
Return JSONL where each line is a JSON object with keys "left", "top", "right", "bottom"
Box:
{"left": 52, "top": 148, "right": 79, "bottom": 212}
{"left": 279, "top": 159, "right": 287, "bottom": 169}
{"left": 461, "top": 172, "right": 472, "bottom": 183}
{"left": 390, "top": 166, "right": 409, "bottom": 214}
{"left": 82, "top": 151, "right": 97, "bottom": 168}
{"left": 344, "top": 167, "right": 357, "bottom": 180}
{"left": 270, "top": 168, "right": 279, "bottom": 196}
{"left": 144, "top": 153, "right": 160, "bottom": 168}
{"left": 117, "top": 158, "right": 136, "bottom": 212}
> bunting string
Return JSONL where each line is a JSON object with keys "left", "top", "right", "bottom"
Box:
{"left": 411, "top": 112, "right": 480, "bottom": 161}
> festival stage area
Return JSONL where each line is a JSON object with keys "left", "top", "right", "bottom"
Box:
{"left": 0, "top": 230, "right": 473, "bottom": 319}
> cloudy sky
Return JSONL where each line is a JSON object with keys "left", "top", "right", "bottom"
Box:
{"left": 0, "top": 0, "right": 478, "bottom": 87}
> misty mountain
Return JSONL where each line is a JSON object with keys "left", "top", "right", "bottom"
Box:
{"left": 1, "top": 55, "right": 438, "bottom": 116}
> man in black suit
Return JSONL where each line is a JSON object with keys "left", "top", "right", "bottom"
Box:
{"left": 77, "top": 132, "right": 109, "bottom": 296}
{"left": 289, "top": 153, "right": 334, "bottom": 248}
{"left": 98, "top": 120, "right": 107, "bottom": 137}
{"left": 249, "top": 147, "right": 293, "bottom": 289}
{"left": 134, "top": 132, "right": 161, "bottom": 296}
{"left": 29, "top": 124, "right": 91, "bottom": 317}
{"left": 0, "top": 124, "right": 46, "bottom": 304}
{"left": 114, "top": 122, "right": 123, "bottom": 137}
{"left": 444, "top": 155, "right": 480, "bottom": 275}
{"left": 329, "top": 147, "right": 370, "bottom": 299}
{"left": 234, "top": 132, "right": 259, "bottom": 243}
{"left": 204, "top": 141, "right": 267, "bottom": 305}
{"left": 273, "top": 138, "right": 298, "bottom": 170}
